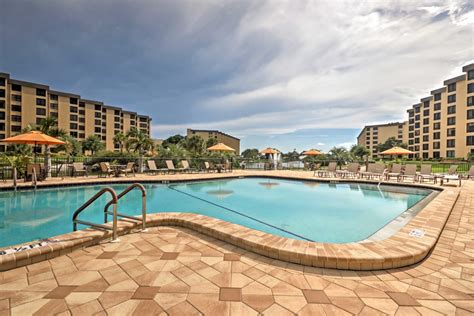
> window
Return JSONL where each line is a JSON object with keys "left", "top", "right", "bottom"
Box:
{"left": 70, "top": 131, "right": 78, "bottom": 137}
{"left": 11, "top": 125, "right": 21, "bottom": 132}
{"left": 36, "top": 118, "right": 45, "bottom": 125}
{"left": 79, "top": 125, "right": 85, "bottom": 131}
{"left": 11, "top": 104, "right": 21, "bottom": 112}
{"left": 0, "top": 100, "right": 4, "bottom": 108}
{"left": 433, "top": 122, "right": 440, "bottom": 130}
{"left": 468, "top": 83, "right": 474, "bottom": 93}
{"left": 79, "top": 117, "right": 85, "bottom": 123}
{"left": 95, "top": 119, "right": 101, "bottom": 126}
{"left": 114, "top": 110, "right": 120, "bottom": 115}
{"left": 11, "top": 94, "right": 21, "bottom": 102}
{"left": 423, "top": 118, "right": 429, "bottom": 125}
{"left": 70, "top": 97, "right": 78, "bottom": 105}
{"left": 447, "top": 83, "right": 456, "bottom": 92}
{"left": 0, "top": 89, "right": 4, "bottom": 98}
{"left": 79, "top": 133, "right": 85, "bottom": 138}
{"left": 70, "top": 114, "right": 78, "bottom": 121}
{"left": 446, "top": 150, "right": 455, "bottom": 158}
{"left": 50, "top": 103, "right": 58, "bottom": 110}
{"left": 36, "top": 88, "right": 46, "bottom": 96}
{"left": 70, "top": 106, "right": 78, "bottom": 113}
{"left": 415, "top": 130, "right": 420, "bottom": 136}
{"left": 94, "top": 112, "right": 101, "bottom": 118}
{"left": 423, "top": 144, "right": 429, "bottom": 150}
{"left": 447, "top": 94, "right": 456, "bottom": 103}
{"left": 50, "top": 112, "right": 58, "bottom": 118}
{"left": 468, "top": 96, "right": 474, "bottom": 106}
{"left": 70, "top": 123, "right": 78, "bottom": 130}
{"left": 423, "top": 101, "right": 429, "bottom": 108}
{"left": 433, "top": 142, "right": 440, "bottom": 149}
{"left": 468, "top": 123, "right": 474, "bottom": 133}
{"left": 415, "top": 122, "right": 420, "bottom": 128}
{"left": 0, "top": 112, "right": 4, "bottom": 120}
{"left": 102, "top": 115, "right": 106, "bottom": 120}
{"left": 468, "top": 110, "right": 474, "bottom": 120}
{"left": 434, "top": 103, "right": 441, "bottom": 110}
{"left": 11, "top": 115, "right": 21, "bottom": 122}
{"left": 0, "top": 78, "right": 4, "bottom": 86}
{"left": 79, "top": 109, "right": 85, "bottom": 115}
{"left": 50, "top": 94, "right": 58, "bottom": 101}
{"left": 433, "top": 132, "right": 440, "bottom": 140}
{"left": 94, "top": 127, "right": 101, "bottom": 133}
{"left": 114, "top": 123, "right": 120, "bottom": 129}
{"left": 434, "top": 112, "right": 441, "bottom": 120}
{"left": 94, "top": 104, "right": 101, "bottom": 111}
{"left": 468, "top": 70, "right": 474, "bottom": 80}
{"left": 36, "top": 98, "right": 46, "bottom": 106}
{"left": 36, "top": 108, "right": 46, "bottom": 116}
{"left": 79, "top": 101, "right": 85, "bottom": 107}
{"left": 467, "top": 136, "right": 474, "bottom": 146}
{"left": 447, "top": 117, "right": 456, "bottom": 125}
{"left": 447, "top": 128, "right": 456, "bottom": 137}
{"left": 447, "top": 139, "right": 455, "bottom": 148}
{"left": 11, "top": 84, "right": 21, "bottom": 92}
{"left": 433, "top": 151, "right": 440, "bottom": 159}
{"left": 415, "top": 138, "right": 420, "bottom": 144}
{"left": 447, "top": 105, "right": 456, "bottom": 114}
{"left": 0, "top": 124, "right": 4, "bottom": 131}
{"left": 114, "top": 117, "right": 120, "bottom": 122}
{"left": 434, "top": 93, "right": 441, "bottom": 101}
{"left": 415, "top": 114, "right": 420, "bottom": 120}
{"left": 102, "top": 136, "right": 107, "bottom": 141}
{"left": 423, "top": 135, "right": 429, "bottom": 142}
{"left": 423, "top": 109, "right": 429, "bottom": 116}
{"left": 423, "top": 127, "right": 429, "bottom": 133}
{"left": 409, "top": 132, "right": 414, "bottom": 138}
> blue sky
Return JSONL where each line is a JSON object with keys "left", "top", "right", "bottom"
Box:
{"left": 0, "top": 0, "right": 473, "bottom": 152}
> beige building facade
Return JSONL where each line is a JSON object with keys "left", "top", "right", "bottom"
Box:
{"left": 358, "top": 62, "right": 474, "bottom": 159}
{"left": 187, "top": 128, "right": 240, "bottom": 155}
{"left": 357, "top": 122, "right": 408, "bottom": 156}
{"left": 0, "top": 73, "right": 151, "bottom": 152}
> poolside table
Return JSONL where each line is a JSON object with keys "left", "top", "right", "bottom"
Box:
{"left": 109, "top": 164, "right": 127, "bottom": 177}
{"left": 439, "top": 174, "right": 461, "bottom": 187}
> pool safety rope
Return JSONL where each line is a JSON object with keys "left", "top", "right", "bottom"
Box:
{"left": 167, "top": 185, "right": 314, "bottom": 242}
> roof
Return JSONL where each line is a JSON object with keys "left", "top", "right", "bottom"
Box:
{"left": 9, "top": 79, "right": 49, "bottom": 90}
{"left": 80, "top": 99, "right": 103, "bottom": 105}
{"left": 420, "top": 96, "right": 432, "bottom": 102}
{"left": 430, "top": 87, "right": 446, "bottom": 95}
{"left": 462, "top": 63, "right": 474, "bottom": 72}
{"left": 356, "top": 121, "right": 406, "bottom": 139}
{"left": 49, "top": 90, "right": 80, "bottom": 98}
{"left": 443, "top": 74, "right": 466, "bottom": 85}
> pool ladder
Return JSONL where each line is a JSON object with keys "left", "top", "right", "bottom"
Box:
{"left": 72, "top": 183, "right": 147, "bottom": 242}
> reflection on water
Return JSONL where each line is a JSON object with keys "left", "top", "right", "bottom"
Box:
{"left": 206, "top": 189, "right": 234, "bottom": 199}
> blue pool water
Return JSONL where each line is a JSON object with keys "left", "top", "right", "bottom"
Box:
{"left": 0, "top": 178, "right": 432, "bottom": 247}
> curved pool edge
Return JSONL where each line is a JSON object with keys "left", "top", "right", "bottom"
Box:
{"left": 0, "top": 182, "right": 460, "bottom": 271}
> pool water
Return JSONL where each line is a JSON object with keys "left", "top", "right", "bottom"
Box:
{"left": 0, "top": 177, "right": 432, "bottom": 247}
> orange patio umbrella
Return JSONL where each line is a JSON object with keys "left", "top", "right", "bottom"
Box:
{"left": 380, "top": 146, "right": 414, "bottom": 156}
{"left": 1, "top": 130, "right": 65, "bottom": 161}
{"left": 260, "top": 147, "right": 280, "bottom": 155}
{"left": 207, "top": 143, "right": 235, "bottom": 152}
{"left": 302, "top": 149, "right": 322, "bottom": 156}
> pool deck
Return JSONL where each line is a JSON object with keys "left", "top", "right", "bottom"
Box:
{"left": 1, "top": 171, "right": 473, "bottom": 314}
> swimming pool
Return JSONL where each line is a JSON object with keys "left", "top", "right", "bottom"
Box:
{"left": 0, "top": 177, "right": 433, "bottom": 247}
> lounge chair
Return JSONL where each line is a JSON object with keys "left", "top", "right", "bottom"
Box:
{"left": 370, "top": 163, "right": 386, "bottom": 180}
{"left": 467, "top": 166, "right": 474, "bottom": 180}
{"left": 166, "top": 160, "right": 185, "bottom": 174}
{"left": 26, "top": 163, "right": 45, "bottom": 181}
{"left": 419, "top": 164, "right": 436, "bottom": 183}
{"left": 399, "top": 164, "right": 417, "bottom": 182}
{"left": 204, "top": 161, "right": 217, "bottom": 173}
{"left": 146, "top": 160, "right": 166, "bottom": 175}
{"left": 386, "top": 164, "right": 403, "bottom": 182}
{"left": 335, "top": 163, "right": 359, "bottom": 178}
{"left": 98, "top": 162, "right": 114, "bottom": 178}
{"left": 121, "top": 162, "right": 135, "bottom": 177}
{"left": 72, "top": 162, "right": 88, "bottom": 177}
{"left": 440, "top": 165, "right": 461, "bottom": 186}
{"left": 359, "top": 163, "right": 377, "bottom": 179}
{"left": 181, "top": 160, "right": 197, "bottom": 173}
{"left": 316, "top": 162, "right": 337, "bottom": 177}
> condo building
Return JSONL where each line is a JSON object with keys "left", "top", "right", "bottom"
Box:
{"left": 187, "top": 128, "right": 240, "bottom": 155}
{"left": 0, "top": 73, "right": 151, "bottom": 152}
{"left": 357, "top": 122, "right": 408, "bottom": 156}
{"left": 357, "top": 63, "right": 474, "bottom": 159}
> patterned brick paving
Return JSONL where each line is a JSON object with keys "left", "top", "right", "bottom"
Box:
{"left": 0, "top": 179, "right": 473, "bottom": 315}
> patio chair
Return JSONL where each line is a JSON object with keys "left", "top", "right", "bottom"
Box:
{"left": 468, "top": 166, "right": 474, "bottom": 180}
{"left": 359, "top": 163, "right": 376, "bottom": 179}
{"left": 146, "top": 160, "right": 166, "bottom": 175}
{"left": 181, "top": 160, "right": 197, "bottom": 173}
{"left": 447, "top": 165, "right": 458, "bottom": 175}
{"left": 316, "top": 162, "right": 337, "bottom": 177}
{"left": 419, "top": 164, "right": 436, "bottom": 183}
{"left": 72, "top": 162, "right": 88, "bottom": 177}
{"left": 223, "top": 160, "right": 232, "bottom": 172}
{"left": 335, "top": 163, "right": 359, "bottom": 178}
{"left": 399, "top": 164, "right": 417, "bottom": 183}
{"left": 121, "top": 162, "right": 135, "bottom": 177}
{"left": 204, "top": 161, "right": 217, "bottom": 173}
{"left": 98, "top": 162, "right": 114, "bottom": 178}
{"left": 440, "top": 165, "right": 461, "bottom": 186}
{"left": 370, "top": 163, "right": 386, "bottom": 180}
{"left": 166, "top": 160, "right": 185, "bottom": 174}
{"left": 386, "top": 163, "right": 403, "bottom": 182}
{"left": 26, "top": 163, "right": 45, "bottom": 181}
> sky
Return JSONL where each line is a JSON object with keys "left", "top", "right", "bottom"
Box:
{"left": 0, "top": 0, "right": 473, "bottom": 152}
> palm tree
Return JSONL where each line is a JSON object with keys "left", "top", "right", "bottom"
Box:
{"left": 82, "top": 135, "right": 105, "bottom": 156}
{"left": 113, "top": 132, "right": 127, "bottom": 153}
{"left": 328, "top": 146, "right": 350, "bottom": 168}
{"left": 126, "top": 128, "right": 154, "bottom": 172}
{"left": 33, "top": 117, "right": 67, "bottom": 177}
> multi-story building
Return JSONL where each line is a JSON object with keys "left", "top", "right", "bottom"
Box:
{"left": 357, "top": 122, "right": 408, "bottom": 156}
{"left": 406, "top": 63, "right": 474, "bottom": 159}
{"left": 187, "top": 128, "right": 240, "bottom": 155}
{"left": 357, "top": 62, "right": 474, "bottom": 159}
{"left": 0, "top": 73, "right": 151, "bottom": 152}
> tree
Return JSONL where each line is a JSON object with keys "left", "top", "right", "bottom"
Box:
{"left": 376, "top": 137, "right": 407, "bottom": 153}
{"left": 182, "top": 135, "right": 205, "bottom": 154}
{"left": 113, "top": 132, "right": 127, "bottom": 153}
{"left": 162, "top": 134, "right": 185, "bottom": 148}
{"left": 328, "top": 146, "right": 350, "bottom": 166}
{"left": 82, "top": 135, "right": 105, "bottom": 156}
{"left": 241, "top": 148, "right": 259, "bottom": 160}
{"left": 126, "top": 128, "right": 154, "bottom": 154}
{"left": 205, "top": 137, "right": 218, "bottom": 149}
{"left": 350, "top": 144, "right": 369, "bottom": 160}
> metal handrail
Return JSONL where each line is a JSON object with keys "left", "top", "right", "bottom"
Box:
{"left": 104, "top": 183, "right": 147, "bottom": 231}
{"left": 73, "top": 187, "right": 119, "bottom": 241}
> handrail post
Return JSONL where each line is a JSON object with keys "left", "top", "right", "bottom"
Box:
{"left": 142, "top": 193, "right": 147, "bottom": 231}
{"left": 112, "top": 201, "right": 118, "bottom": 241}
